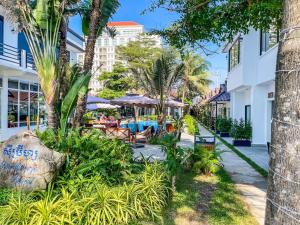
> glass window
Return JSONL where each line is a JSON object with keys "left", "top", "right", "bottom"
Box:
{"left": 8, "top": 90, "right": 18, "bottom": 128}
{"left": 20, "top": 82, "right": 29, "bottom": 90}
{"left": 30, "top": 83, "right": 39, "bottom": 92}
{"left": 228, "top": 39, "right": 241, "bottom": 72}
{"left": 8, "top": 80, "right": 41, "bottom": 128}
{"left": 245, "top": 105, "right": 251, "bottom": 122}
{"left": 19, "top": 91, "right": 29, "bottom": 127}
{"left": 30, "top": 92, "right": 38, "bottom": 125}
{"left": 260, "top": 26, "right": 279, "bottom": 54}
{"left": 8, "top": 79, "right": 19, "bottom": 89}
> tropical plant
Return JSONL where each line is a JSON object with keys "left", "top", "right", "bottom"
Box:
{"left": 192, "top": 145, "right": 223, "bottom": 175}
{"left": 18, "top": 1, "right": 65, "bottom": 129}
{"left": 180, "top": 52, "right": 211, "bottom": 103}
{"left": 216, "top": 116, "right": 232, "bottom": 133}
{"left": 117, "top": 33, "right": 162, "bottom": 90}
{"left": 183, "top": 114, "right": 199, "bottom": 135}
{"left": 74, "top": 0, "right": 120, "bottom": 126}
{"left": 0, "top": 163, "right": 170, "bottom": 225}
{"left": 98, "top": 63, "right": 135, "bottom": 99}
{"left": 140, "top": 50, "right": 184, "bottom": 130}
{"left": 37, "top": 128, "right": 134, "bottom": 183}
{"left": 229, "top": 119, "right": 252, "bottom": 141}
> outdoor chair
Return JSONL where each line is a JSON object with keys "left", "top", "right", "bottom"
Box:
{"left": 104, "top": 128, "right": 131, "bottom": 142}
{"left": 134, "top": 126, "right": 153, "bottom": 143}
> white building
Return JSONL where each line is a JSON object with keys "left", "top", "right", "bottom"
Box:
{"left": 82, "top": 21, "right": 161, "bottom": 94}
{"left": 223, "top": 27, "right": 278, "bottom": 146}
{"left": 0, "top": 6, "right": 84, "bottom": 141}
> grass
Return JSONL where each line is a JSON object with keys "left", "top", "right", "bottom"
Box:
{"left": 200, "top": 123, "right": 268, "bottom": 178}
{"left": 136, "top": 169, "right": 258, "bottom": 225}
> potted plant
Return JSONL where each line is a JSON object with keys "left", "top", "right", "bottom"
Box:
{"left": 217, "top": 117, "right": 232, "bottom": 137}
{"left": 230, "top": 119, "right": 252, "bottom": 146}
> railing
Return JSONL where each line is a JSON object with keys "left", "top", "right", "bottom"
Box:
{"left": 0, "top": 42, "right": 36, "bottom": 71}
{"left": 0, "top": 42, "right": 20, "bottom": 65}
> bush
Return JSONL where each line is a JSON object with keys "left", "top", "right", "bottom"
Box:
{"left": 0, "top": 163, "right": 170, "bottom": 225}
{"left": 229, "top": 119, "right": 252, "bottom": 140}
{"left": 37, "top": 128, "right": 134, "bottom": 184}
{"left": 216, "top": 117, "right": 232, "bottom": 133}
{"left": 191, "top": 145, "right": 222, "bottom": 175}
{"left": 183, "top": 115, "right": 199, "bottom": 135}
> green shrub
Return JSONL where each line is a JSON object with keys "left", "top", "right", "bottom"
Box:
{"left": 229, "top": 119, "right": 252, "bottom": 140}
{"left": 149, "top": 115, "right": 158, "bottom": 121}
{"left": 192, "top": 145, "right": 222, "bottom": 175}
{"left": 149, "top": 133, "right": 177, "bottom": 147}
{"left": 0, "top": 164, "right": 169, "bottom": 225}
{"left": 216, "top": 116, "right": 232, "bottom": 133}
{"left": 0, "top": 189, "right": 14, "bottom": 206}
{"left": 37, "top": 128, "right": 134, "bottom": 184}
{"left": 183, "top": 115, "right": 199, "bottom": 135}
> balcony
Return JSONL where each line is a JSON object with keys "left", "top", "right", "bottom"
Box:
{"left": 0, "top": 42, "right": 36, "bottom": 71}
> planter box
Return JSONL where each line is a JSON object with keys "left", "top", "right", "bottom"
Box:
{"left": 233, "top": 140, "right": 251, "bottom": 147}
{"left": 220, "top": 132, "right": 230, "bottom": 137}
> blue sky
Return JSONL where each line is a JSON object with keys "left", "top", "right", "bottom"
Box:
{"left": 69, "top": 0, "right": 227, "bottom": 87}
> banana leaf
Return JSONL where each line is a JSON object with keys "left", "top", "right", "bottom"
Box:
{"left": 60, "top": 74, "right": 91, "bottom": 136}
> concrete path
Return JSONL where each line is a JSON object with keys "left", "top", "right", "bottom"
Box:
{"left": 222, "top": 137, "right": 269, "bottom": 171}
{"left": 199, "top": 125, "right": 267, "bottom": 225}
{"left": 133, "top": 132, "right": 194, "bottom": 161}
{"left": 177, "top": 132, "right": 194, "bottom": 149}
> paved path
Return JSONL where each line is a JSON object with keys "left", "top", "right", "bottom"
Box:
{"left": 222, "top": 137, "right": 269, "bottom": 171}
{"left": 199, "top": 125, "right": 267, "bottom": 225}
{"left": 133, "top": 132, "right": 194, "bottom": 161}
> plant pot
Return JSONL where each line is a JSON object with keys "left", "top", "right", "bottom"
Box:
{"left": 233, "top": 140, "right": 251, "bottom": 147}
{"left": 220, "top": 132, "right": 230, "bottom": 137}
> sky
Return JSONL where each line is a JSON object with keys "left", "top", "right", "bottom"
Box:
{"left": 69, "top": 0, "right": 227, "bottom": 88}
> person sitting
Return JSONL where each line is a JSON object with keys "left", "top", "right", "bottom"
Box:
{"left": 99, "top": 113, "right": 107, "bottom": 123}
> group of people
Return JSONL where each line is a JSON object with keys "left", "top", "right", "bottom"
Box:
{"left": 96, "top": 113, "right": 121, "bottom": 128}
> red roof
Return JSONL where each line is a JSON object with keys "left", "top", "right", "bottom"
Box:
{"left": 107, "top": 21, "right": 141, "bottom": 27}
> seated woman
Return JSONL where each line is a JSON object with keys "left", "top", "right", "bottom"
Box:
{"left": 99, "top": 113, "right": 107, "bottom": 123}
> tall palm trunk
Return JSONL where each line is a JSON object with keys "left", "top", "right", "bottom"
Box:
{"left": 265, "top": 0, "right": 300, "bottom": 224}
{"left": 74, "top": 0, "right": 102, "bottom": 127}
{"left": 59, "top": 16, "right": 69, "bottom": 101}
{"left": 47, "top": 103, "right": 58, "bottom": 130}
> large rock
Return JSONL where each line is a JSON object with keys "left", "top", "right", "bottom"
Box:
{"left": 0, "top": 131, "right": 65, "bottom": 191}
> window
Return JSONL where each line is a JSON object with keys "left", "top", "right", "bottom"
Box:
{"left": 7, "top": 80, "right": 43, "bottom": 128}
{"left": 245, "top": 105, "right": 251, "bottom": 122}
{"left": 228, "top": 39, "right": 241, "bottom": 72}
{"left": 0, "top": 15, "right": 3, "bottom": 55}
{"left": 260, "top": 26, "right": 279, "bottom": 54}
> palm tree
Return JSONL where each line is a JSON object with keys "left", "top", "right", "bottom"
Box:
{"left": 181, "top": 52, "right": 211, "bottom": 103}
{"left": 140, "top": 50, "right": 184, "bottom": 123}
{"left": 73, "top": 0, "right": 120, "bottom": 127}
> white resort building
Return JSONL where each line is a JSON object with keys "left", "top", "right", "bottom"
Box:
{"left": 0, "top": 6, "right": 84, "bottom": 141}
{"left": 223, "top": 27, "right": 278, "bottom": 146}
{"left": 81, "top": 21, "right": 162, "bottom": 94}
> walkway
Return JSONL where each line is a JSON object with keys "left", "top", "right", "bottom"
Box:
{"left": 199, "top": 125, "right": 267, "bottom": 225}
{"left": 222, "top": 137, "right": 269, "bottom": 171}
{"left": 133, "top": 132, "right": 195, "bottom": 161}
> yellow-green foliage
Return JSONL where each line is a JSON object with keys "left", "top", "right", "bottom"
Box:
{"left": 0, "top": 164, "right": 169, "bottom": 225}
{"left": 184, "top": 115, "right": 199, "bottom": 135}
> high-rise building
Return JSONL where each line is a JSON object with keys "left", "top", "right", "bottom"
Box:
{"left": 80, "top": 21, "right": 161, "bottom": 94}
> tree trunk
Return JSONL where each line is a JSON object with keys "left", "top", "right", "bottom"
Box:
{"left": 47, "top": 103, "right": 58, "bottom": 130}
{"left": 265, "top": 1, "right": 300, "bottom": 224}
{"left": 59, "top": 17, "right": 69, "bottom": 101}
{"left": 74, "top": 0, "right": 101, "bottom": 127}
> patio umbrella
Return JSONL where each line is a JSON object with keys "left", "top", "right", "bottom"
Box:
{"left": 164, "top": 98, "right": 185, "bottom": 108}
{"left": 111, "top": 94, "right": 157, "bottom": 147}
{"left": 87, "top": 103, "right": 120, "bottom": 111}
{"left": 87, "top": 95, "right": 110, "bottom": 104}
